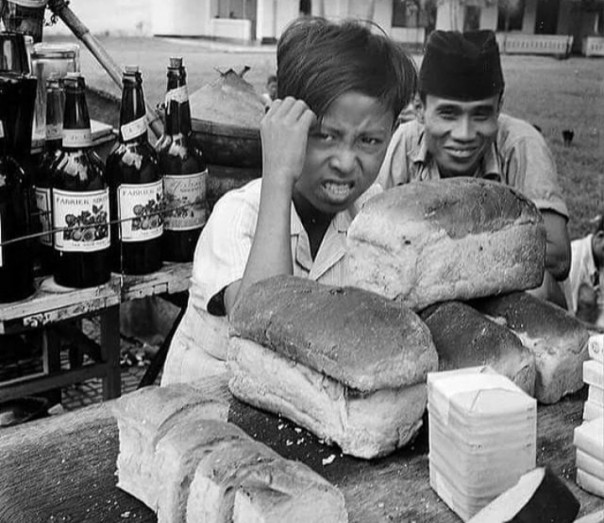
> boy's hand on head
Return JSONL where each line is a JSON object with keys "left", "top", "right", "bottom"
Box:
{"left": 260, "top": 97, "right": 316, "bottom": 191}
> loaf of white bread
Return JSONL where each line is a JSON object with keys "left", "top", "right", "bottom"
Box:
{"left": 113, "top": 382, "right": 347, "bottom": 522}
{"left": 420, "top": 301, "right": 536, "bottom": 395}
{"left": 346, "top": 178, "right": 546, "bottom": 311}
{"left": 227, "top": 275, "right": 438, "bottom": 459}
{"left": 470, "top": 291, "right": 590, "bottom": 404}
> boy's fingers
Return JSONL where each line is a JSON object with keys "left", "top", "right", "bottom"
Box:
{"left": 299, "top": 106, "right": 317, "bottom": 130}
{"left": 266, "top": 97, "right": 310, "bottom": 123}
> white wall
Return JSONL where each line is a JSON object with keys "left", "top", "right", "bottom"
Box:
{"left": 45, "top": 0, "right": 153, "bottom": 36}
{"left": 151, "top": 0, "right": 212, "bottom": 37}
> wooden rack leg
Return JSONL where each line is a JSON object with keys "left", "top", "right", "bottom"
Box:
{"left": 99, "top": 305, "right": 121, "bottom": 400}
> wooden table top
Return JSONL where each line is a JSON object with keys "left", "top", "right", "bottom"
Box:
{"left": 0, "top": 262, "right": 191, "bottom": 334}
{"left": 0, "top": 376, "right": 602, "bottom": 523}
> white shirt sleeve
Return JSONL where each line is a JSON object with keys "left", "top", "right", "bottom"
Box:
{"left": 188, "top": 184, "right": 259, "bottom": 313}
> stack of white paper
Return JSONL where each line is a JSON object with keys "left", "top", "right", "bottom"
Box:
{"left": 428, "top": 366, "right": 537, "bottom": 521}
{"left": 574, "top": 417, "right": 604, "bottom": 497}
{"left": 583, "top": 336, "right": 604, "bottom": 421}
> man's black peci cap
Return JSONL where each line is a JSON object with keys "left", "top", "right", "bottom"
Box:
{"left": 419, "top": 30, "right": 505, "bottom": 101}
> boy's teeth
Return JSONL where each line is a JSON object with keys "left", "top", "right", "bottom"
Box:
{"left": 325, "top": 182, "right": 351, "bottom": 196}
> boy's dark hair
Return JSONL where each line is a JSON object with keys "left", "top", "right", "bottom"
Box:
{"left": 596, "top": 214, "right": 604, "bottom": 233}
{"left": 276, "top": 17, "right": 417, "bottom": 119}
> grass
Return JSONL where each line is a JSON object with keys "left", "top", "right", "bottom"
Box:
{"left": 66, "top": 35, "right": 604, "bottom": 240}
{"left": 498, "top": 55, "right": 604, "bottom": 240}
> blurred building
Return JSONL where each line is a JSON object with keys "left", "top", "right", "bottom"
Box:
{"left": 45, "top": 0, "right": 604, "bottom": 56}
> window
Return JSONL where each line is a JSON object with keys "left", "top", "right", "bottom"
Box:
{"left": 497, "top": 0, "right": 525, "bottom": 32}
{"left": 392, "top": 0, "right": 422, "bottom": 28}
{"left": 464, "top": 6, "right": 481, "bottom": 31}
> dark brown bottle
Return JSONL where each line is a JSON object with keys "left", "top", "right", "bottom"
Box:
{"left": 0, "top": 118, "right": 34, "bottom": 302}
{"left": 106, "top": 66, "right": 163, "bottom": 275}
{"left": 34, "top": 74, "right": 64, "bottom": 275}
{"left": 156, "top": 57, "right": 207, "bottom": 262}
{"left": 50, "top": 73, "right": 111, "bottom": 288}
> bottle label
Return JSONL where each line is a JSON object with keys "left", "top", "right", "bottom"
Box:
{"left": 117, "top": 181, "right": 164, "bottom": 242}
{"left": 163, "top": 171, "right": 207, "bottom": 231}
{"left": 0, "top": 121, "right": 4, "bottom": 138}
{"left": 120, "top": 116, "right": 147, "bottom": 142}
{"left": 46, "top": 123, "right": 62, "bottom": 141}
{"left": 62, "top": 129, "right": 92, "bottom": 148}
{"left": 165, "top": 85, "right": 189, "bottom": 105}
{"left": 53, "top": 189, "right": 110, "bottom": 252}
{"left": 35, "top": 186, "right": 53, "bottom": 247}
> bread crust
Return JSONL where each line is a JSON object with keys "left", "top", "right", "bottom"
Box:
{"left": 470, "top": 292, "right": 590, "bottom": 403}
{"left": 420, "top": 301, "right": 536, "bottom": 395}
{"left": 229, "top": 275, "right": 438, "bottom": 392}
{"left": 347, "top": 178, "right": 546, "bottom": 311}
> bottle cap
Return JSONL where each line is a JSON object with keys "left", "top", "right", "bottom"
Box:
{"left": 169, "top": 57, "right": 183, "bottom": 68}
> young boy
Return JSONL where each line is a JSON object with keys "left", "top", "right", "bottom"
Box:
{"left": 161, "top": 16, "right": 417, "bottom": 385}
{"left": 563, "top": 216, "right": 604, "bottom": 327}
{"left": 260, "top": 74, "right": 277, "bottom": 108}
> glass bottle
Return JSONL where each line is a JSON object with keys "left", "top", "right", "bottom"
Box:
{"left": 0, "top": 119, "right": 35, "bottom": 302}
{"left": 34, "top": 74, "right": 64, "bottom": 275}
{"left": 50, "top": 73, "right": 111, "bottom": 288}
{"left": 106, "top": 66, "right": 163, "bottom": 275}
{"left": 156, "top": 57, "right": 207, "bottom": 262}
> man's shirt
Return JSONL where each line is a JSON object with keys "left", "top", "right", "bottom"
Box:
{"left": 562, "top": 234, "right": 604, "bottom": 327}
{"left": 377, "top": 113, "right": 568, "bottom": 218}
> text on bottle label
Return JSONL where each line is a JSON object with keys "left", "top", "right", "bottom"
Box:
{"left": 117, "top": 181, "right": 164, "bottom": 242}
{"left": 62, "top": 129, "right": 92, "bottom": 148}
{"left": 163, "top": 171, "right": 207, "bottom": 231}
{"left": 120, "top": 116, "right": 147, "bottom": 142}
{"left": 53, "top": 188, "right": 111, "bottom": 252}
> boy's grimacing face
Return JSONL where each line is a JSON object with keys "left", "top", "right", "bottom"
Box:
{"left": 294, "top": 91, "right": 394, "bottom": 214}
{"left": 417, "top": 94, "right": 500, "bottom": 178}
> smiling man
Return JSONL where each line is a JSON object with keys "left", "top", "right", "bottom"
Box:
{"left": 378, "top": 29, "right": 570, "bottom": 305}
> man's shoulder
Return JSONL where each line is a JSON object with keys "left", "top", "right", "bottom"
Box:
{"left": 497, "top": 113, "right": 545, "bottom": 147}
{"left": 394, "top": 118, "right": 423, "bottom": 140}
{"left": 387, "top": 119, "right": 423, "bottom": 159}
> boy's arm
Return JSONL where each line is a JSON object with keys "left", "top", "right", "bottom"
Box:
{"left": 224, "top": 97, "right": 316, "bottom": 315}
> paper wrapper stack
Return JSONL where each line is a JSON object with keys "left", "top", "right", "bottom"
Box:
{"left": 427, "top": 366, "right": 537, "bottom": 521}
{"left": 582, "top": 335, "right": 604, "bottom": 422}
{"left": 574, "top": 337, "right": 604, "bottom": 499}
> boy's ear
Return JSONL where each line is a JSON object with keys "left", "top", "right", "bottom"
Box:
{"left": 414, "top": 94, "right": 425, "bottom": 124}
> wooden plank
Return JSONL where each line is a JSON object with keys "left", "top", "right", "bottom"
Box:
{"left": 0, "top": 264, "right": 190, "bottom": 334}
{"left": 0, "top": 380, "right": 602, "bottom": 522}
{"left": 119, "top": 262, "right": 192, "bottom": 301}
{"left": 0, "top": 363, "right": 110, "bottom": 403}
{"left": 0, "top": 277, "right": 120, "bottom": 334}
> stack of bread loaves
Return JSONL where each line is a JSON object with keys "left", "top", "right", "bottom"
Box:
{"left": 347, "top": 178, "right": 589, "bottom": 405}
{"left": 113, "top": 382, "right": 348, "bottom": 522}
{"left": 227, "top": 275, "right": 438, "bottom": 459}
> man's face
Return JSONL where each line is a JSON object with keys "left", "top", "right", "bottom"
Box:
{"left": 294, "top": 91, "right": 394, "bottom": 214}
{"left": 417, "top": 94, "right": 501, "bottom": 177}
{"left": 267, "top": 80, "right": 278, "bottom": 100}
